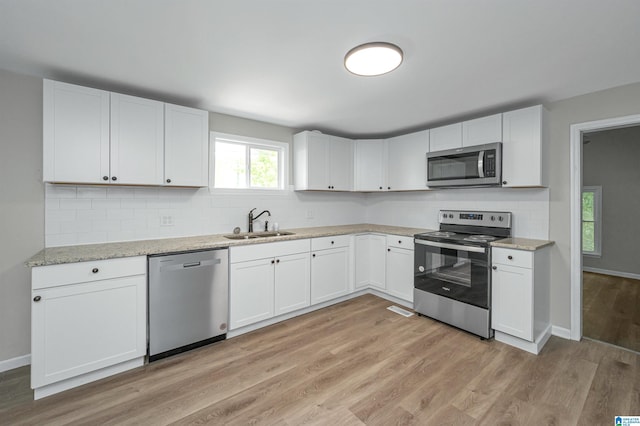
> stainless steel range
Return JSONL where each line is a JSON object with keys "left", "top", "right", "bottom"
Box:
{"left": 413, "top": 210, "right": 512, "bottom": 339}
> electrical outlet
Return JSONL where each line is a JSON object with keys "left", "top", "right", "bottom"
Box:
{"left": 160, "top": 215, "right": 174, "bottom": 226}
{"left": 306, "top": 209, "right": 314, "bottom": 219}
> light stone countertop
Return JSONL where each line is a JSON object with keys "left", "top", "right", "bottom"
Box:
{"left": 490, "top": 238, "right": 554, "bottom": 251}
{"left": 26, "top": 224, "right": 432, "bottom": 267}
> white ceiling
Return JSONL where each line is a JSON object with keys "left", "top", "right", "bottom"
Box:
{"left": 1, "top": 0, "right": 639, "bottom": 138}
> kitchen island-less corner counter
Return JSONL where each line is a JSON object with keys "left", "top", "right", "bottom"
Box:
{"left": 25, "top": 224, "right": 431, "bottom": 267}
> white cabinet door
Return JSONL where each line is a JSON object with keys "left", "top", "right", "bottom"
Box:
{"left": 43, "top": 79, "right": 110, "bottom": 184}
{"left": 386, "top": 247, "right": 414, "bottom": 302}
{"left": 386, "top": 130, "right": 430, "bottom": 191}
{"left": 164, "top": 103, "right": 209, "bottom": 187}
{"left": 229, "top": 258, "right": 275, "bottom": 329}
{"left": 305, "top": 133, "right": 331, "bottom": 190}
{"left": 502, "top": 105, "right": 545, "bottom": 187}
{"left": 492, "top": 263, "right": 533, "bottom": 341}
{"left": 329, "top": 136, "right": 354, "bottom": 191}
{"left": 354, "top": 234, "right": 386, "bottom": 289}
{"left": 311, "top": 247, "right": 349, "bottom": 304}
{"left": 31, "top": 275, "right": 146, "bottom": 388}
{"left": 462, "top": 114, "right": 502, "bottom": 147}
{"left": 274, "top": 252, "right": 310, "bottom": 315}
{"left": 354, "top": 139, "right": 386, "bottom": 191}
{"left": 110, "top": 93, "right": 164, "bottom": 185}
{"left": 429, "top": 123, "right": 462, "bottom": 152}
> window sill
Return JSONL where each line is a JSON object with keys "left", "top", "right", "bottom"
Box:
{"left": 208, "top": 186, "right": 293, "bottom": 197}
{"left": 582, "top": 252, "right": 601, "bottom": 258}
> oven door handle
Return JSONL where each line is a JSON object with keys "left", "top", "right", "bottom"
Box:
{"left": 415, "top": 239, "right": 486, "bottom": 253}
{"left": 477, "top": 150, "right": 485, "bottom": 178}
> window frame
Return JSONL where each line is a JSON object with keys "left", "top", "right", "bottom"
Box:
{"left": 581, "top": 185, "right": 602, "bottom": 257}
{"left": 209, "top": 132, "right": 289, "bottom": 194}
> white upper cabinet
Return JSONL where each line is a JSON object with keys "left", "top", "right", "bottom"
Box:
{"left": 386, "top": 130, "right": 430, "bottom": 191}
{"left": 462, "top": 113, "right": 502, "bottom": 147}
{"left": 43, "top": 79, "right": 209, "bottom": 187}
{"left": 164, "top": 103, "right": 209, "bottom": 187}
{"left": 294, "top": 131, "right": 353, "bottom": 191}
{"left": 502, "top": 105, "right": 547, "bottom": 187}
{"left": 429, "top": 123, "right": 462, "bottom": 152}
{"left": 110, "top": 93, "right": 164, "bottom": 185}
{"left": 43, "top": 80, "right": 110, "bottom": 184}
{"left": 354, "top": 139, "right": 386, "bottom": 191}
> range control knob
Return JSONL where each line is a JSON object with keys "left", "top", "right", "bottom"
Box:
{"left": 490, "top": 216, "right": 496, "bottom": 221}
{"left": 448, "top": 214, "right": 454, "bottom": 219}
{"left": 498, "top": 216, "right": 504, "bottom": 222}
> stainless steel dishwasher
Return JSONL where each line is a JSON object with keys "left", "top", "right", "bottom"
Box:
{"left": 148, "top": 248, "right": 228, "bottom": 362}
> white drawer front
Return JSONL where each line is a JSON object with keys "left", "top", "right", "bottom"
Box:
{"left": 311, "top": 235, "right": 351, "bottom": 251}
{"left": 230, "top": 239, "right": 310, "bottom": 263}
{"left": 386, "top": 235, "right": 414, "bottom": 249}
{"left": 492, "top": 247, "right": 533, "bottom": 269}
{"left": 32, "top": 256, "right": 147, "bottom": 290}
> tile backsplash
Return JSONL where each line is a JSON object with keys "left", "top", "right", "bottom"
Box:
{"left": 45, "top": 184, "right": 549, "bottom": 247}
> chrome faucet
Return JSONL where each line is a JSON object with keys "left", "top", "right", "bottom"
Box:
{"left": 248, "top": 208, "right": 271, "bottom": 232}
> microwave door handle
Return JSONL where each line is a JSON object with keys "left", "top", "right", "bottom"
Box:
{"left": 477, "top": 150, "right": 485, "bottom": 178}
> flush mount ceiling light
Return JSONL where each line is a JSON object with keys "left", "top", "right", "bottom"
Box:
{"left": 344, "top": 42, "right": 403, "bottom": 76}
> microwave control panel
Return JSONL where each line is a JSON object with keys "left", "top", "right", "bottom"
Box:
{"left": 484, "top": 151, "right": 496, "bottom": 177}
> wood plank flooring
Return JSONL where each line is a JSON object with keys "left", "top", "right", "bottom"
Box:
{"left": 583, "top": 271, "right": 640, "bottom": 352}
{"left": 2, "top": 294, "right": 639, "bottom": 425}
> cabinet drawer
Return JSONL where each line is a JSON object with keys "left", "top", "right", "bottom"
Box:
{"left": 386, "top": 235, "right": 414, "bottom": 249}
{"left": 492, "top": 248, "right": 532, "bottom": 269}
{"left": 311, "top": 235, "right": 351, "bottom": 251}
{"left": 230, "top": 239, "right": 310, "bottom": 263}
{"left": 32, "top": 256, "right": 147, "bottom": 290}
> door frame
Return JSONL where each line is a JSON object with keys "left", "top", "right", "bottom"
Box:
{"left": 570, "top": 113, "right": 640, "bottom": 340}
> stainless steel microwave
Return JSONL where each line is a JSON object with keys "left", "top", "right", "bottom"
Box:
{"left": 426, "top": 142, "right": 502, "bottom": 188}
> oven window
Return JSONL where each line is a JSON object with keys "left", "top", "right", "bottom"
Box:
{"left": 414, "top": 243, "right": 489, "bottom": 308}
{"left": 428, "top": 152, "right": 480, "bottom": 181}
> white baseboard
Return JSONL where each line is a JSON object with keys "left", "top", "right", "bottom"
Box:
{"left": 551, "top": 325, "right": 572, "bottom": 340}
{"left": 0, "top": 354, "right": 31, "bottom": 373}
{"left": 583, "top": 267, "right": 640, "bottom": 281}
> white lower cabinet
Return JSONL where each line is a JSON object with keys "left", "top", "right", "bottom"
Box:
{"left": 31, "top": 256, "right": 147, "bottom": 399}
{"left": 355, "top": 234, "right": 386, "bottom": 290}
{"left": 385, "top": 240, "right": 414, "bottom": 302}
{"left": 229, "top": 239, "right": 311, "bottom": 330}
{"left": 311, "top": 236, "right": 351, "bottom": 304}
{"left": 491, "top": 246, "right": 551, "bottom": 354}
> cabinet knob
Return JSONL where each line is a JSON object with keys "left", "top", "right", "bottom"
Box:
{"left": 92, "top": 268, "right": 99, "bottom": 273}
{"left": 33, "top": 295, "right": 41, "bottom": 302}
{"left": 271, "top": 260, "right": 275, "bottom": 264}
{"left": 388, "top": 187, "right": 391, "bottom": 190}
{"left": 331, "top": 241, "right": 334, "bottom": 245}
{"left": 492, "top": 266, "right": 497, "bottom": 270}
{"left": 398, "top": 240, "right": 402, "bottom": 244}
{"left": 379, "top": 186, "right": 383, "bottom": 190}
{"left": 312, "top": 253, "right": 316, "bottom": 258}
{"left": 507, "top": 255, "right": 513, "bottom": 260}
{"left": 502, "top": 180, "right": 507, "bottom": 185}
{"left": 103, "top": 176, "right": 109, "bottom": 181}
{"left": 387, "top": 248, "right": 391, "bottom": 252}
{"left": 111, "top": 176, "right": 117, "bottom": 181}
{"left": 276, "top": 259, "right": 280, "bottom": 263}
{"left": 166, "top": 178, "right": 171, "bottom": 183}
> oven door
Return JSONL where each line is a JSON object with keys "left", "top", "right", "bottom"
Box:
{"left": 414, "top": 239, "right": 490, "bottom": 309}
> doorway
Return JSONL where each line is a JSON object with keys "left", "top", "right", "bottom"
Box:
{"left": 580, "top": 126, "right": 640, "bottom": 352}
{"left": 570, "top": 114, "right": 640, "bottom": 347}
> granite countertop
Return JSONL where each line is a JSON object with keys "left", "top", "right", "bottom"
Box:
{"left": 26, "top": 224, "right": 432, "bottom": 267}
{"left": 491, "top": 238, "right": 554, "bottom": 251}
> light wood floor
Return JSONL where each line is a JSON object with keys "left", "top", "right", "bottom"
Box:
{"left": 583, "top": 271, "right": 640, "bottom": 353}
{"left": 2, "top": 294, "right": 639, "bottom": 425}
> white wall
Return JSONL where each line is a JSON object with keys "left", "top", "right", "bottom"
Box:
{"left": 547, "top": 81, "right": 640, "bottom": 329}
{"left": 0, "top": 69, "right": 44, "bottom": 364}
{"left": 582, "top": 126, "right": 640, "bottom": 275}
{"left": 365, "top": 188, "right": 549, "bottom": 239}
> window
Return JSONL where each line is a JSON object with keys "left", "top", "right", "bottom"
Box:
{"left": 582, "top": 186, "right": 602, "bottom": 256}
{"left": 210, "top": 132, "right": 288, "bottom": 190}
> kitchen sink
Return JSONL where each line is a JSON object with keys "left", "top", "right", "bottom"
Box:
{"left": 223, "top": 231, "right": 295, "bottom": 240}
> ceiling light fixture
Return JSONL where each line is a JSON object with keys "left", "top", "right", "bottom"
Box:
{"left": 344, "top": 42, "right": 403, "bottom": 76}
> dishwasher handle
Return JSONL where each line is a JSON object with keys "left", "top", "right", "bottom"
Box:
{"left": 158, "top": 257, "right": 221, "bottom": 272}
{"left": 183, "top": 261, "right": 201, "bottom": 268}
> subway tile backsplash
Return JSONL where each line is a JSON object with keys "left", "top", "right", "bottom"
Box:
{"left": 44, "top": 184, "right": 549, "bottom": 247}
